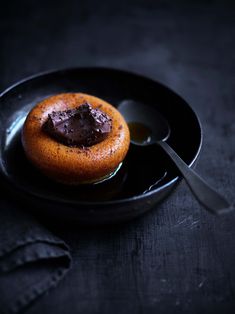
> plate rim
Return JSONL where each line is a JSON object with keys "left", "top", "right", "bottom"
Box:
{"left": 0, "top": 66, "right": 203, "bottom": 205}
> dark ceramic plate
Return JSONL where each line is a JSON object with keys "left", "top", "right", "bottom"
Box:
{"left": 0, "top": 68, "right": 202, "bottom": 224}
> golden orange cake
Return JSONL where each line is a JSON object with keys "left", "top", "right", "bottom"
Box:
{"left": 22, "top": 93, "right": 130, "bottom": 184}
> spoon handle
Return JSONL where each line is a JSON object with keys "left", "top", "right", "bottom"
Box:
{"left": 158, "top": 141, "right": 233, "bottom": 214}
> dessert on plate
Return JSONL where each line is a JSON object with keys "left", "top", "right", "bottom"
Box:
{"left": 22, "top": 93, "right": 130, "bottom": 184}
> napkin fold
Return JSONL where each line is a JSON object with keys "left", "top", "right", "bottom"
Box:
{"left": 0, "top": 198, "right": 71, "bottom": 314}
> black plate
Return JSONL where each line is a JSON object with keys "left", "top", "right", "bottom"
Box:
{"left": 0, "top": 68, "right": 202, "bottom": 224}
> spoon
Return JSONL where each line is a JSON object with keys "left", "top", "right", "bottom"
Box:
{"left": 118, "top": 100, "right": 233, "bottom": 215}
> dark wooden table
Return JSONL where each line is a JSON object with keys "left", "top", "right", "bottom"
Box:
{"left": 1, "top": 1, "right": 235, "bottom": 313}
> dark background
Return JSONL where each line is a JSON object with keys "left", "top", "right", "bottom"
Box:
{"left": 1, "top": 0, "right": 235, "bottom": 313}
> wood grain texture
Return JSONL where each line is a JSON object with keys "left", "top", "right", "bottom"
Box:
{"left": 1, "top": 0, "right": 235, "bottom": 313}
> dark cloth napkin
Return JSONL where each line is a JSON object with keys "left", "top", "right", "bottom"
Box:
{"left": 0, "top": 198, "right": 71, "bottom": 314}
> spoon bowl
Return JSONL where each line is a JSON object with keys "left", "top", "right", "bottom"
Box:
{"left": 118, "top": 100, "right": 171, "bottom": 144}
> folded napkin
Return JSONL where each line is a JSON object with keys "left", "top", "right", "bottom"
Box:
{"left": 0, "top": 198, "right": 71, "bottom": 314}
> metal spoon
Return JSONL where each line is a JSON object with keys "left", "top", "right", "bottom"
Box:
{"left": 118, "top": 100, "right": 233, "bottom": 214}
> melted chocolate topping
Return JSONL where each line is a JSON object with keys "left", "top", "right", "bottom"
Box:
{"left": 44, "top": 103, "right": 112, "bottom": 147}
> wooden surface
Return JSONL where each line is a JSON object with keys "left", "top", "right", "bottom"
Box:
{"left": 1, "top": 1, "right": 235, "bottom": 313}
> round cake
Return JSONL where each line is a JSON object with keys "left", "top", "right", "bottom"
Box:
{"left": 22, "top": 93, "right": 130, "bottom": 184}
